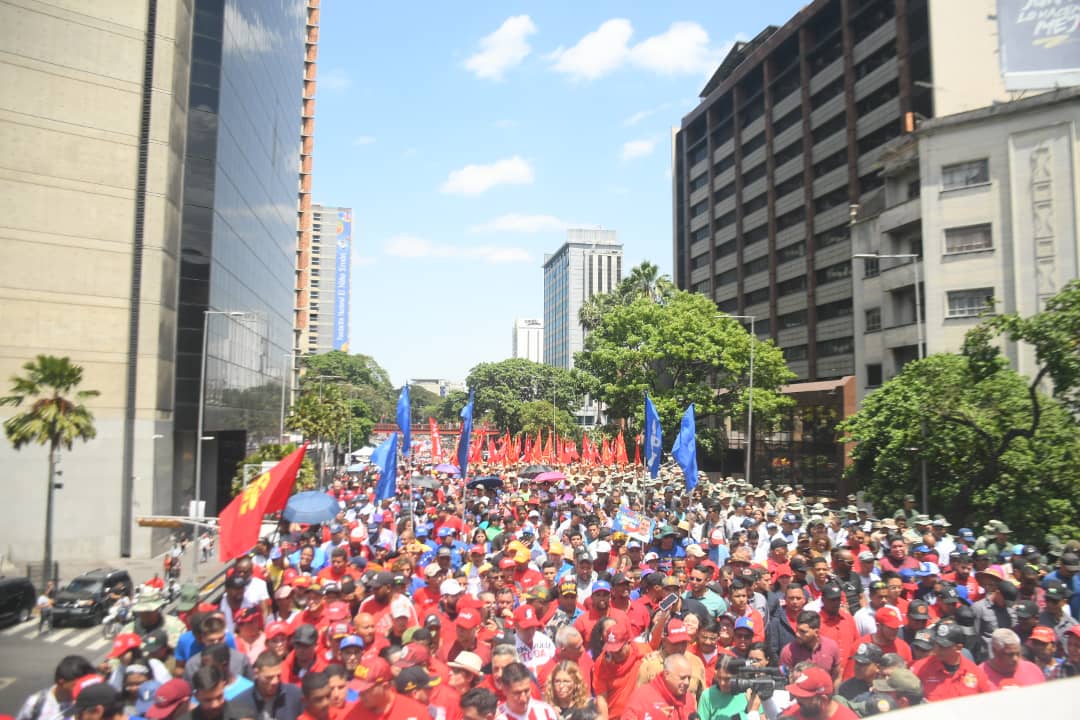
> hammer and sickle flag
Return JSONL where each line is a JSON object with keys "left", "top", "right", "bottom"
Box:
{"left": 218, "top": 444, "right": 308, "bottom": 562}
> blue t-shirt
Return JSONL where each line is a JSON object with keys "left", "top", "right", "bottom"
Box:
{"left": 174, "top": 630, "right": 237, "bottom": 663}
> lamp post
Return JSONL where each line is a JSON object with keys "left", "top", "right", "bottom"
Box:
{"left": 195, "top": 310, "right": 252, "bottom": 580}
{"left": 313, "top": 374, "right": 344, "bottom": 488}
{"left": 718, "top": 314, "right": 756, "bottom": 483}
{"left": 279, "top": 352, "right": 294, "bottom": 442}
{"left": 853, "top": 252, "right": 927, "bottom": 511}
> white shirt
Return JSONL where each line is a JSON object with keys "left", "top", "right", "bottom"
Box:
{"left": 496, "top": 699, "right": 559, "bottom": 720}
{"left": 854, "top": 605, "right": 878, "bottom": 637}
{"left": 515, "top": 631, "right": 556, "bottom": 672}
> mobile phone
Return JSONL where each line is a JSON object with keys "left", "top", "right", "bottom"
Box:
{"left": 659, "top": 592, "right": 679, "bottom": 612}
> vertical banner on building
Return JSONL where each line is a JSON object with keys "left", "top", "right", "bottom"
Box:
{"left": 333, "top": 209, "right": 352, "bottom": 351}
{"left": 997, "top": 0, "right": 1080, "bottom": 90}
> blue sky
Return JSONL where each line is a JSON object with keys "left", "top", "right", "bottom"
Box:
{"left": 311, "top": 1, "right": 805, "bottom": 385}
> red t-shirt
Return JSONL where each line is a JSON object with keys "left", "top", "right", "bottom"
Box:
{"left": 343, "top": 693, "right": 431, "bottom": 720}
{"left": 843, "top": 634, "right": 911, "bottom": 679}
{"left": 980, "top": 659, "right": 1045, "bottom": 690}
{"left": 819, "top": 610, "right": 860, "bottom": 665}
{"left": 782, "top": 702, "right": 860, "bottom": 720}
{"left": 911, "top": 654, "right": 994, "bottom": 701}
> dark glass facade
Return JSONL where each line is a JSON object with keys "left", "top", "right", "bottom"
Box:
{"left": 175, "top": 0, "right": 305, "bottom": 512}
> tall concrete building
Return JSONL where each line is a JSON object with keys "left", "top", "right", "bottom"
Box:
{"left": 512, "top": 319, "right": 543, "bottom": 364}
{"left": 852, "top": 88, "right": 1080, "bottom": 398}
{"left": 303, "top": 204, "right": 352, "bottom": 355}
{"left": 672, "top": 0, "right": 1010, "bottom": 382}
{"left": 0, "top": 0, "right": 314, "bottom": 564}
{"left": 543, "top": 229, "right": 622, "bottom": 369}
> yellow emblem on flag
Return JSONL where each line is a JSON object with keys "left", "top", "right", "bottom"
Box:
{"left": 239, "top": 472, "right": 271, "bottom": 514}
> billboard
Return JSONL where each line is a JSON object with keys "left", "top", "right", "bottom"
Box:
{"left": 333, "top": 209, "right": 351, "bottom": 351}
{"left": 998, "top": 0, "right": 1080, "bottom": 90}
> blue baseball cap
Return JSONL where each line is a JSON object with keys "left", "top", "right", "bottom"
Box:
{"left": 958, "top": 528, "right": 975, "bottom": 541}
{"left": 916, "top": 562, "right": 940, "bottom": 577}
{"left": 372, "top": 512, "right": 384, "bottom": 523}
{"left": 339, "top": 635, "right": 364, "bottom": 650}
{"left": 913, "top": 544, "right": 931, "bottom": 554}
{"left": 438, "top": 527, "right": 454, "bottom": 538}
{"left": 269, "top": 547, "right": 283, "bottom": 560}
{"left": 592, "top": 580, "right": 612, "bottom": 593}
{"left": 416, "top": 525, "right": 429, "bottom": 537}
{"left": 782, "top": 513, "right": 798, "bottom": 524}
{"left": 329, "top": 523, "right": 344, "bottom": 533}
{"left": 734, "top": 617, "right": 756, "bottom": 633}
{"left": 134, "top": 681, "right": 161, "bottom": 716}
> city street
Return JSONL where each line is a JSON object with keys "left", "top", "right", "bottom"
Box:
{"left": 0, "top": 619, "right": 107, "bottom": 714}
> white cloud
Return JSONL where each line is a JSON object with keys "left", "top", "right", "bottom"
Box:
{"left": 548, "top": 19, "right": 633, "bottom": 81}
{"left": 621, "top": 139, "right": 656, "bottom": 161}
{"left": 383, "top": 234, "right": 531, "bottom": 263}
{"left": 440, "top": 155, "right": 534, "bottom": 195}
{"left": 319, "top": 66, "right": 352, "bottom": 91}
{"left": 623, "top": 108, "right": 656, "bottom": 126}
{"left": 549, "top": 20, "right": 733, "bottom": 81}
{"left": 468, "top": 213, "right": 568, "bottom": 234}
{"left": 352, "top": 136, "right": 376, "bottom": 146}
{"left": 465, "top": 15, "right": 538, "bottom": 80}
{"left": 630, "top": 22, "right": 722, "bottom": 75}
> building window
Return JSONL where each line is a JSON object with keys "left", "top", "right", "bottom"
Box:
{"left": 717, "top": 297, "right": 738, "bottom": 313}
{"left": 716, "top": 268, "right": 737, "bottom": 286}
{"left": 817, "top": 336, "right": 854, "bottom": 357}
{"left": 745, "top": 287, "right": 770, "bottom": 306}
{"left": 944, "top": 224, "right": 993, "bottom": 254}
{"left": 941, "top": 159, "right": 989, "bottom": 190}
{"left": 815, "top": 261, "right": 851, "bottom": 285}
{"left": 778, "top": 274, "right": 807, "bottom": 297}
{"left": 863, "top": 257, "right": 879, "bottom": 278}
{"left": 867, "top": 363, "right": 883, "bottom": 387}
{"left": 779, "top": 310, "right": 807, "bottom": 329}
{"left": 907, "top": 179, "right": 920, "bottom": 200}
{"left": 744, "top": 256, "right": 769, "bottom": 277}
{"left": 946, "top": 288, "right": 994, "bottom": 318}
{"left": 783, "top": 344, "right": 808, "bottom": 362}
{"left": 865, "top": 308, "right": 881, "bottom": 332}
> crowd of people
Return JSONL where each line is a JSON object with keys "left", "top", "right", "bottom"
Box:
{"left": 14, "top": 459, "right": 1080, "bottom": 720}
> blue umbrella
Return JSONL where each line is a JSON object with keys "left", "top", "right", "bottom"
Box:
{"left": 283, "top": 491, "right": 341, "bottom": 524}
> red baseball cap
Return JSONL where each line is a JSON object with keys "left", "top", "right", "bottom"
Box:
{"left": 470, "top": 545, "right": 486, "bottom": 555}
{"left": 265, "top": 621, "right": 291, "bottom": 639}
{"left": 393, "top": 643, "right": 431, "bottom": 669}
{"left": 602, "top": 621, "right": 631, "bottom": 652}
{"left": 498, "top": 557, "right": 516, "bottom": 570}
{"left": 513, "top": 605, "right": 542, "bottom": 629}
{"left": 144, "top": 679, "right": 192, "bottom": 720}
{"left": 456, "top": 608, "right": 482, "bottom": 630}
{"left": 1066, "top": 625, "right": 1080, "bottom": 640}
{"left": 665, "top": 620, "right": 690, "bottom": 644}
{"left": 70, "top": 675, "right": 106, "bottom": 701}
{"left": 875, "top": 606, "right": 903, "bottom": 629}
{"left": 107, "top": 632, "right": 142, "bottom": 659}
{"left": 353, "top": 657, "right": 393, "bottom": 692}
{"left": 1030, "top": 626, "right": 1057, "bottom": 644}
{"left": 325, "top": 601, "right": 351, "bottom": 623}
{"left": 786, "top": 666, "right": 833, "bottom": 698}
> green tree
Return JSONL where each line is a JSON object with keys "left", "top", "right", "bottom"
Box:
{"left": 230, "top": 442, "right": 317, "bottom": 496}
{"left": 287, "top": 385, "right": 351, "bottom": 483}
{"left": 518, "top": 400, "right": 577, "bottom": 439}
{"left": 578, "top": 260, "right": 675, "bottom": 332}
{"left": 300, "top": 351, "right": 396, "bottom": 421}
{"left": 1, "top": 356, "right": 100, "bottom": 582}
{"left": 465, "top": 359, "right": 589, "bottom": 435}
{"left": 432, "top": 390, "right": 469, "bottom": 426}
{"left": 574, "top": 290, "right": 794, "bottom": 458}
{"left": 408, "top": 384, "right": 443, "bottom": 424}
{"left": 840, "top": 349, "right": 1080, "bottom": 540}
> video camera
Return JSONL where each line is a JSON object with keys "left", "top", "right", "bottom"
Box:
{"left": 724, "top": 659, "right": 787, "bottom": 700}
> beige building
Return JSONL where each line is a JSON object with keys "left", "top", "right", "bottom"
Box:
{"left": 0, "top": 0, "right": 312, "bottom": 566}
{"left": 853, "top": 88, "right": 1080, "bottom": 397}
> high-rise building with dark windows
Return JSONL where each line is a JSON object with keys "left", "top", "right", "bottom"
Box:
{"left": 0, "top": 0, "right": 314, "bottom": 564}
{"left": 672, "top": 0, "right": 1009, "bottom": 382}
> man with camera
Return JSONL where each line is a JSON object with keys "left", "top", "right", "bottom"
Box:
{"left": 698, "top": 655, "right": 790, "bottom": 720}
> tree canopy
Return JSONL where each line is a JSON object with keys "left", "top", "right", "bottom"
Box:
{"left": 840, "top": 281, "right": 1080, "bottom": 540}
{"left": 1, "top": 355, "right": 99, "bottom": 451}
{"left": 464, "top": 358, "right": 590, "bottom": 436}
{"left": 574, "top": 289, "right": 794, "bottom": 454}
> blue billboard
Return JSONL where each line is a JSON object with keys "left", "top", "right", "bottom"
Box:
{"left": 333, "top": 209, "right": 351, "bottom": 351}
{"left": 998, "top": 0, "right": 1080, "bottom": 90}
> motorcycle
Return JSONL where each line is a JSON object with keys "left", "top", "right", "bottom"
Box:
{"left": 101, "top": 595, "right": 133, "bottom": 639}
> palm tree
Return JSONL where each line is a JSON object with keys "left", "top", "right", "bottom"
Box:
{"left": 1, "top": 356, "right": 99, "bottom": 584}
{"left": 622, "top": 260, "right": 674, "bottom": 303}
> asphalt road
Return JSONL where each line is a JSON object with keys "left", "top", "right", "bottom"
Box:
{"left": 0, "top": 618, "right": 106, "bottom": 715}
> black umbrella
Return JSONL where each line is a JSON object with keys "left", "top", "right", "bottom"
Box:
{"left": 519, "top": 464, "right": 553, "bottom": 479}
{"left": 467, "top": 475, "right": 503, "bottom": 490}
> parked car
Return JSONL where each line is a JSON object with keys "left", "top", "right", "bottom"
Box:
{"left": 0, "top": 577, "right": 36, "bottom": 626}
{"left": 51, "top": 569, "right": 132, "bottom": 627}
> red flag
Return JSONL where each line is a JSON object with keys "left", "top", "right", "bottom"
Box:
{"left": 581, "top": 434, "right": 593, "bottom": 466}
{"left": 601, "top": 438, "right": 613, "bottom": 466}
{"left": 569, "top": 439, "right": 579, "bottom": 461}
{"left": 634, "top": 434, "right": 642, "bottom": 466}
{"left": 487, "top": 436, "right": 496, "bottom": 464}
{"left": 615, "top": 431, "right": 628, "bottom": 466}
{"left": 543, "top": 432, "right": 554, "bottom": 462}
{"left": 429, "top": 418, "right": 443, "bottom": 462}
{"left": 510, "top": 434, "right": 520, "bottom": 464}
{"left": 218, "top": 444, "right": 307, "bottom": 562}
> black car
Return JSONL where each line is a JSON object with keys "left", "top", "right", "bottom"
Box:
{"left": 51, "top": 569, "right": 132, "bottom": 627}
{"left": 0, "top": 577, "right": 36, "bottom": 626}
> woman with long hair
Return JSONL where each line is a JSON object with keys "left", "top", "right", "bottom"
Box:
{"left": 544, "top": 660, "right": 606, "bottom": 720}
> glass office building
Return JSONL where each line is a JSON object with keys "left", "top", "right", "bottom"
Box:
{"left": 175, "top": 0, "right": 307, "bottom": 514}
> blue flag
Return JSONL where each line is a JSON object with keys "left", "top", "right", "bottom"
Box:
{"left": 371, "top": 433, "right": 398, "bottom": 502}
{"left": 396, "top": 385, "right": 411, "bottom": 456}
{"left": 457, "top": 390, "right": 475, "bottom": 480}
{"left": 644, "top": 393, "right": 663, "bottom": 479}
{"left": 671, "top": 403, "right": 698, "bottom": 490}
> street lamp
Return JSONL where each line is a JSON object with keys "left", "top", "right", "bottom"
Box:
{"left": 195, "top": 310, "right": 252, "bottom": 579}
{"left": 719, "top": 314, "right": 756, "bottom": 484}
{"left": 313, "top": 375, "right": 345, "bottom": 487}
{"left": 279, "top": 352, "right": 294, "bottom": 442}
{"left": 853, "top": 252, "right": 927, "bottom": 512}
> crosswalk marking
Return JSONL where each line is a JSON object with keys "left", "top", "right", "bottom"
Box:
{"left": 85, "top": 636, "right": 110, "bottom": 652}
{"left": 67, "top": 627, "right": 100, "bottom": 646}
{"left": 0, "top": 621, "right": 36, "bottom": 637}
{"left": 44, "top": 627, "right": 76, "bottom": 643}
